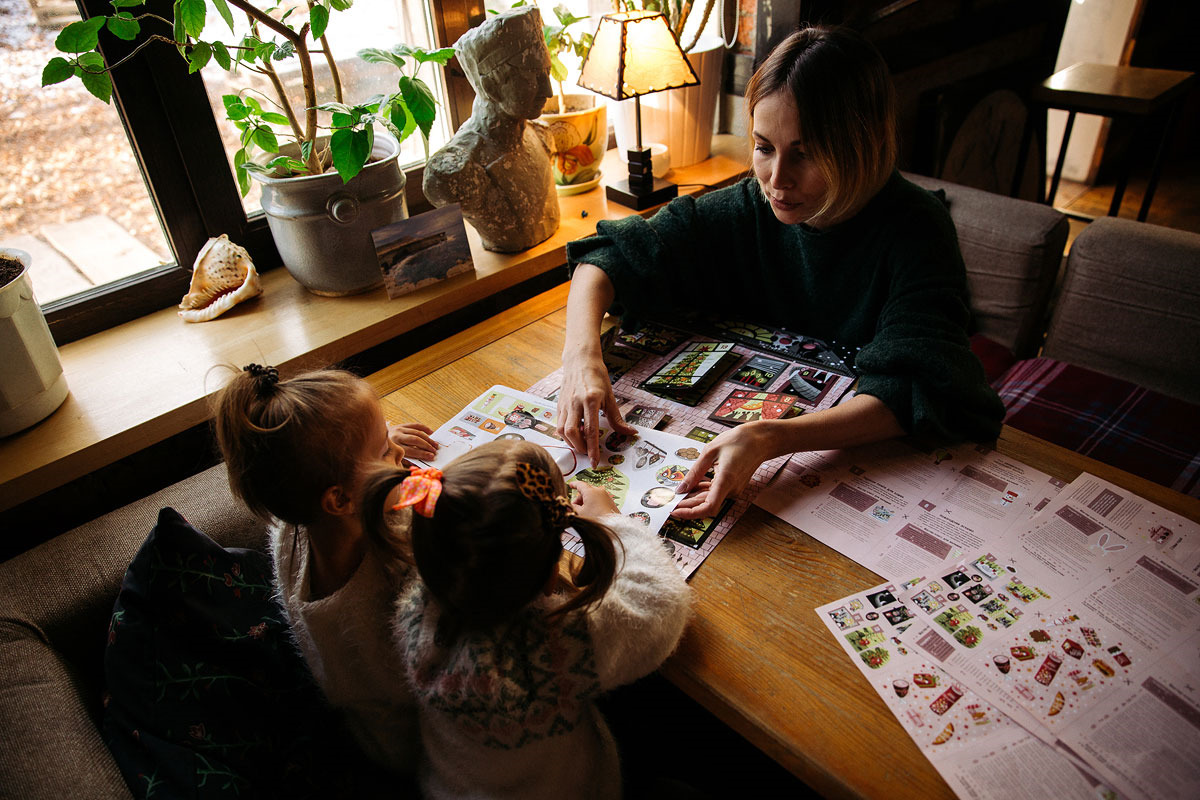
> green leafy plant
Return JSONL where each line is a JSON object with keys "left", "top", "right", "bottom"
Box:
{"left": 42, "top": 1, "right": 454, "bottom": 195}
{"left": 540, "top": 3, "right": 592, "bottom": 112}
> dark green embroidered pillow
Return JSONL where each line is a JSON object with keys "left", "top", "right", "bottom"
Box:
{"left": 101, "top": 507, "right": 387, "bottom": 799}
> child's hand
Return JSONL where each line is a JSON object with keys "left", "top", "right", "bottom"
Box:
{"left": 388, "top": 422, "right": 438, "bottom": 463}
{"left": 569, "top": 481, "right": 619, "bottom": 520}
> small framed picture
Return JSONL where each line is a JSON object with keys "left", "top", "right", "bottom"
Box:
{"left": 372, "top": 204, "right": 474, "bottom": 299}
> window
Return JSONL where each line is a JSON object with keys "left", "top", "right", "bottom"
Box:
{"left": 1, "top": 0, "right": 479, "bottom": 345}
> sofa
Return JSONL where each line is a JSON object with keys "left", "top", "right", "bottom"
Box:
{"left": 3, "top": 176, "right": 1198, "bottom": 800}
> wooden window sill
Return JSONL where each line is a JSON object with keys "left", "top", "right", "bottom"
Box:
{"left": 0, "top": 138, "right": 749, "bottom": 513}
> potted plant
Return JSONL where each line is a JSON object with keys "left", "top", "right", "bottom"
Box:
{"left": 0, "top": 249, "right": 69, "bottom": 437}
{"left": 42, "top": 2, "right": 454, "bottom": 296}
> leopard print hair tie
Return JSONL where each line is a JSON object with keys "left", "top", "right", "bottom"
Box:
{"left": 514, "top": 461, "right": 575, "bottom": 530}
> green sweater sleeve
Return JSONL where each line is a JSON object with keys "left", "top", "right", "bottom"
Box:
{"left": 841, "top": 182, "right": 1004, "bottom": 443}
{"left": 565, "top": 180, "right": 762, "bottom": 324}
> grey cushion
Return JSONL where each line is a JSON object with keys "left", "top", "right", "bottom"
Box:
{"left": 904, "top": 172, "right": 1069, "bottom": 359}
{"left": 0, "top": 463, "right": 262, "bottom": 800}
{"left": 1043, "top": 216, "right": 1200, "bottom": 403}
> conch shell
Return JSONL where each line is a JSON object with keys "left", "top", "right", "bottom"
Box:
{"left": 178, "top": 235, "right": 262, "bottom": 322}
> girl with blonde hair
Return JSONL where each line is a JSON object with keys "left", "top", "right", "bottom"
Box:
{"left": 214, "top": 364, "right": 436, "bottom": 776}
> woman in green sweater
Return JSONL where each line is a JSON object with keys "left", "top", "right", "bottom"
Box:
{"left": 557, "top": 26, "right": 1004, "bottom": 520}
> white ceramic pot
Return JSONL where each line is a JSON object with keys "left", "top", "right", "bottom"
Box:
{"left": 611, "top": 35, "right": 726, "bottom": 169}
{"left": 0, "top": 248, "right": 69, "bottom": 438}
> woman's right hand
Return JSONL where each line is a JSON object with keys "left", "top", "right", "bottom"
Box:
{"left": 569, "top": 480, "right": 620, "bottom": 520}
{"left": 556, "top": 350, "right": 637, "bottom": 466}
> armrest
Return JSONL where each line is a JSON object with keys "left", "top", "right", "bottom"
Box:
{"left": 903, "top": 172, "right": 1068, "bottom": 359}
{"left": 1044, "top": 217, "right": 1200, "bottom": 403}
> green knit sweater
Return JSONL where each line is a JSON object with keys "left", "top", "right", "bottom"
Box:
{"left": 566, "top": 173, "right": 1005, "bottom": 442}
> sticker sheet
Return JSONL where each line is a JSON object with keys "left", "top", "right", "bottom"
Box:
{"left": 895, "top": 474, "right": 1200, "bottom": 800}
{"left": 817, "top": 581, "right": 1116, "bottom": 800}
{"left": 408, "top": 385, "right": 713, "bottom": 576}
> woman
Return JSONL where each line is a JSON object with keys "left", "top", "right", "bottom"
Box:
{"left": 555, "top": 26, "right": 1004, "bottom": 520}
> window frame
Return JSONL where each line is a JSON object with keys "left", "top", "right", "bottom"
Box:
{"left": 45, "top": 0, "right": 483, "bottom": 345}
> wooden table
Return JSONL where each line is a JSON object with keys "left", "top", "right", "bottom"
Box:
{"left": 368, "top": 283, "right": 1200, "bottom": 799}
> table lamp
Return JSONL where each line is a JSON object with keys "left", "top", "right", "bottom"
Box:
{"left": 576, "top": 11, "right": 700, "bottom": 210}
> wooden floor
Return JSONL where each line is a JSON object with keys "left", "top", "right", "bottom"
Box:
{"left": 1053, "top": 153, "right": 1200, "bottom": 250}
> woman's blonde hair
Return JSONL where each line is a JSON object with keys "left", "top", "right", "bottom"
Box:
{"left": 214, "top": 366, "right": 373, "bottom": 524}
{"left": 745, "top": 25, "right": 898, "bottom": 225}
{"left": 361, "top": 439, "right": 620, "bottom": 640}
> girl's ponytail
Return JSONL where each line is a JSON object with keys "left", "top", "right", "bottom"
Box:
{"left": 359, "top": 463, "right": 416, "bottom": 566}
{"left": 552, "top": 514, "right": 619, "bottom": 620}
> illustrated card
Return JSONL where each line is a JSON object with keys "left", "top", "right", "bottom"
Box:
{"left": 614, "top": 321, "right": 691, "bottom": 355}
{"left": 639, "top": 341, "right": 739, "bottom": 404}
{"left": 709, "top": 389, "right": 801, "bottom": 426}
{"left": 603, "top": 344, "right": 645, "bottom": 382}
{"left": 659, "top": 498, "right": 733, "bottom": 550}
{"left": 728, "top": 355, "right": 789, "bottom": 388}
{"left": 624, "top": 403, "right": 669, "bottom": 430}
{"left": 779, "top": 366, "right": 843, "bottom": 406}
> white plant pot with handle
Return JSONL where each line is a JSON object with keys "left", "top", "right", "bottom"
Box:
{"left": 0, "top": 248, "right": 69, "bottom": 437}
{"left": 611, "top": 35, "right": 726, "bottom": 169}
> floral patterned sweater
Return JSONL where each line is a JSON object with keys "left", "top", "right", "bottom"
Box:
{"left": 270, "top": 518, "right": 420, "bottom": 774}
{"left": 394, "top": 514, "right": 693, "bottom": 800}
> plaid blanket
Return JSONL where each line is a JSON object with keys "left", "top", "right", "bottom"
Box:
{"left": 994, "top": 358, "right": 1200, "bottom": 498}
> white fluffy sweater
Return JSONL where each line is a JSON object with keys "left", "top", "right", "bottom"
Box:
{"left": 394, "top": 514, "right": 694, "bottom": 800}
{"left": 269, "top": 520, "right": 420, "bottom": 773}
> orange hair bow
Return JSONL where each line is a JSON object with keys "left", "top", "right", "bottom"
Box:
{"left": 391, "top": 467, "right": 443, "bottom": 518}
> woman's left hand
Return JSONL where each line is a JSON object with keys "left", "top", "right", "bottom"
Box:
{"left": 672, "top": 422, "right": 777, "bottom": 520}
{"left": 389, "top": 422, "right": 438, "bottom": 463}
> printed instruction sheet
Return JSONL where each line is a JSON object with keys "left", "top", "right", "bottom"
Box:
{"left": 754, "top": 439, "right": 1066, "bottom": 583}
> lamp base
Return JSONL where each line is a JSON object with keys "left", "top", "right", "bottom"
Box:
{"left": 605, "top": 178, "right": 679, "bottom": 211}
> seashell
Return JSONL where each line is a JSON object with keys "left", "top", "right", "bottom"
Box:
{"left": 178, "top": 234, "right": 262, "bottom": 322}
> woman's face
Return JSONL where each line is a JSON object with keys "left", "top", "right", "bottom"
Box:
{"left": 752, "top": 90, "right": 829, "bottom": 226}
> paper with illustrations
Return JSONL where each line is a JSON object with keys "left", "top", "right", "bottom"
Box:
{"left": 754, "top": 439, "right": 1066, "bottom": 583}
{"left": 816, "top": 579, "right": 1113, "bottom": 800}
{"left": 409, "top": 385, "right": 714, "bottom": 576}
{"left": 895, "top": 474, "right": 1200, "bottom": 800}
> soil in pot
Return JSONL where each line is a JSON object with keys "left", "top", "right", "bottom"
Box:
{"left": 0, "top": 254, "right": 22, "bottom": 288}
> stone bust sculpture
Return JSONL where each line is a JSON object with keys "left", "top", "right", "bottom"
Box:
{"left": 422, "top": 7, "right": 560, "bottom": 253}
